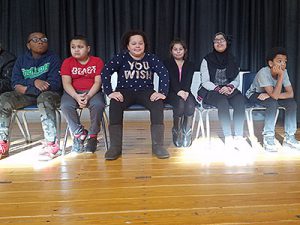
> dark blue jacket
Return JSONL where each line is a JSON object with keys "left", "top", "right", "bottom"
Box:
{"left": 101, "top": 52, "right": 169, "bottom": 96}
{"left": 12, "top": 50, "right": 62, "bottom": 96}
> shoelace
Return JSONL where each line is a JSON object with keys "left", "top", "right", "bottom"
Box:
{"left": 265, "top": 137, "right": 275, "bottom": 145}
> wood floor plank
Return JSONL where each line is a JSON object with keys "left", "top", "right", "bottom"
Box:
{"left": 0, "top": 203, "right": 300, "bottom": 225}
{"left": 1, "top": 182, "right": 300, "bottom": 203}
{"left": 1, "top": 121, "right": 300, "bottom": 224}
{"left": 0, "top": 192, "right": 300, "bottom": 216}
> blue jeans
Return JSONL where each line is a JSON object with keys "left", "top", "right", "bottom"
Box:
{"left": 249, "top": 93, "right": 297, "bottom": 136}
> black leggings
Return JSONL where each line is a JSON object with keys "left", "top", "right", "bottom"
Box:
{"left": 166, "top": 92, "right": 196, "bottom": 117}
{"left": 109, "top": 89, "right": 164, "bottom": 125}
{"left": 203, "top": 90, "right": 246, "bottom": 136}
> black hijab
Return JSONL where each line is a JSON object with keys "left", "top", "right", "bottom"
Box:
{"left": 204, "top": 33, "right": 239, "bottom": 83}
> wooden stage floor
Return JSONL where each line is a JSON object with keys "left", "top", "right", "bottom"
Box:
{"left": 0, "top": 120, "right": 300, "bottom": 225}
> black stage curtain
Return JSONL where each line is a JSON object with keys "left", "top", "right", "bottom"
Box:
{"left": 1, "top": 0, "right": 300, "bottom": 115}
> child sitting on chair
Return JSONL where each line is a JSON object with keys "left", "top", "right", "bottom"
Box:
{"left": 60, "top": 35, "right": 105, "bottom": 153}
{"left": 246, "top": 47, "right": 300, "bottom": 152}
{"left": 0, "top": 32, "right": 62, "bottom": 161}
{"left": 164, "top": 39, "right": 196, "bottom": 148}
{"left": 101, "top": 30, "right": 170, "bottom": 160}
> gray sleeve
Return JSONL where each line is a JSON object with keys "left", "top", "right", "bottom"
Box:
{"left": 200, "top": 59, "right": 217, "bottom": 91}
{"left": 257, "top": 69, "right": 273, "bottom": 87}
{"left": 283, "top": 70, "right": 292, "bottom": 87}
{"left": 229, "top": 74, "right": 240, "bottom": 88}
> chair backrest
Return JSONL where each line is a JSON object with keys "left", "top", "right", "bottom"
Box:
{"left": 241, "top": 72, "right": 257, "bottom": 96}
{"left": 191, "top": 72, "right": 201, "bottom": 98}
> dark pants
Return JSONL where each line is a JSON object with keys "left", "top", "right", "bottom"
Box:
{"left": 204, "top": 90, "right": 246, "bottom": 137}
{"left": 109, "top": 89, "right": 164, "bottom": 125}
{"left": 0, "top": 91, "right": 60, "bottom": 142}
{"left": 249, "top": 93, "right": 297, "bottom": 136}
{"left": 166, "top": 92, "right": 196, "bottom": 117}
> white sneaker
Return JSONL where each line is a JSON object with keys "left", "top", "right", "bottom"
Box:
{"left": 233, "top": 136, "right": 249, "bottom": 151}
{"left": 225, "top": 136, "right": 235, "bottom": 150}
{"left": 283, "top": 135, "right": 300, "bottom": 150}
{"left": 263, "top": 136, "right": 278, "bottom": 152}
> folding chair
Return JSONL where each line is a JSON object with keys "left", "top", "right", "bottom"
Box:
{"left": 126, "top": 103, "right": 198, "bottom": 135}
{"left": 10, "top": 104, "right": 61, "bottom": 145}
{"left": 9, "top": 110, "right": 28, "bottom": 143}
{"left": 195, "top": 102, "right": 217, "bottom": 140}
{"left": 242, "top": 72, "right": 283, "bottom": 140}
{"left": 61, "top": 108, "right": 109, "bottom": 155}
{"left": 195, "top": 72, "right": 248, "bottom": 141}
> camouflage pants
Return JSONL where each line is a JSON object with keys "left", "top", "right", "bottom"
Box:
{"left": 0, "top": 91, "right": 61, "bottom": 142}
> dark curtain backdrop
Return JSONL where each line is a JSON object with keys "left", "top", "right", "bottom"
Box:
{"left": 1, "top": 0, "right": 300, "bottom": 116}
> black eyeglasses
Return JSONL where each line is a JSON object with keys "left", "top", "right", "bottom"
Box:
{"left": 213, "top": 38, "right": 226, "bottom": 44}
{"left": 28, "top": 37, "right": 48, "bottom": 43}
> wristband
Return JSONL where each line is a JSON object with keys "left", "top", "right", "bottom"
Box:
{"left": 214, "top": 86, "right": 221, "bottom": 92}
{"left": 226, "top": 84, "right": 234, "bottom": 89}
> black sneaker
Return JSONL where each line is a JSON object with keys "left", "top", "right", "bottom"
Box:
{"left": 85, "top": 137, "right": 98, "bottom": 153}
{"left": 72, "top": 129, "right": 87, "bottom": 153}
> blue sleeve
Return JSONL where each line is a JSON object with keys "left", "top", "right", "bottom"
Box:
{"left": 11, "top": 57, "right": 35, "bottom": 89}
{"left": 151, "top": 55, "right": 169, "bottom": 96}
{"left": 46, "top": 55, "right": 62, "bottom": 92}
{"left": 101, "top": 54, "right": 122, "bottom": 95}
{"left": 12, "top": 54, "right": 62, "bottom": 96}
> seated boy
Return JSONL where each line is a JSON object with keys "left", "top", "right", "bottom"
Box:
{"left": 246, "top": 47, "right": 300, "bottom": 152}
{"left": 0, "top": 32, "right": 62, "bottom": 160}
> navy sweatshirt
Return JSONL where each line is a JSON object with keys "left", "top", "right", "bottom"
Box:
{"left": 11, "top": 50, "right": 62, "bottom": 96}
{"left": 101, "top": 52, "right": 169, "bottom": 96}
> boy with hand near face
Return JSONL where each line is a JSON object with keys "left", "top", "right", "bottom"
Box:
{"left": 246, "top": 47, "right": 300, "bottom": 152}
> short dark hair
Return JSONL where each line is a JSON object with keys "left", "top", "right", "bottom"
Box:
{"left": 121, "top": 30, "right": 149, "bottom": 52}
{"left": 266, "top": 47, "right": 287, "bottom": 64}
{"left": 27, "top": 32, "right": 46, "bottom": 43}
{"left": 70, "top": 35, "right": 89, "bottom": 46}
{"left": 169, "top": 38, "right": 188, "bottom": 59}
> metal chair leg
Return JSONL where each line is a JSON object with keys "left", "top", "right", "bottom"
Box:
{"left": 62, "top": 125, "right": 70, "bottom": 156}
{"left": 21, "top": 112, "right": 31, "bottom": 143}
{"left": 195, "top": 108, "right": 205, "bottom": 139}
{"left": 205, "top": 110, "right": 211, "bottom": 142}
{"left": 102, "top": 110, "right": 109, "bottom": 151}
{"left": 15, "top": 114, "right": 28, "bottom": 142}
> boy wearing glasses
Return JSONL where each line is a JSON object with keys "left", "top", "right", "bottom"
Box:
{"left": 0, "top": 32, "right": 62, "bottom": 160}
{"left": 246, "top": 47, "right": 300, "bottom": 152}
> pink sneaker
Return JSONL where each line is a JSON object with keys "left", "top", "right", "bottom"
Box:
{"left": 0, "top": 140, "right": 9, "bottom": 159}
{"left": 38, "top": 141, "right": 61, "bottom": 161}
